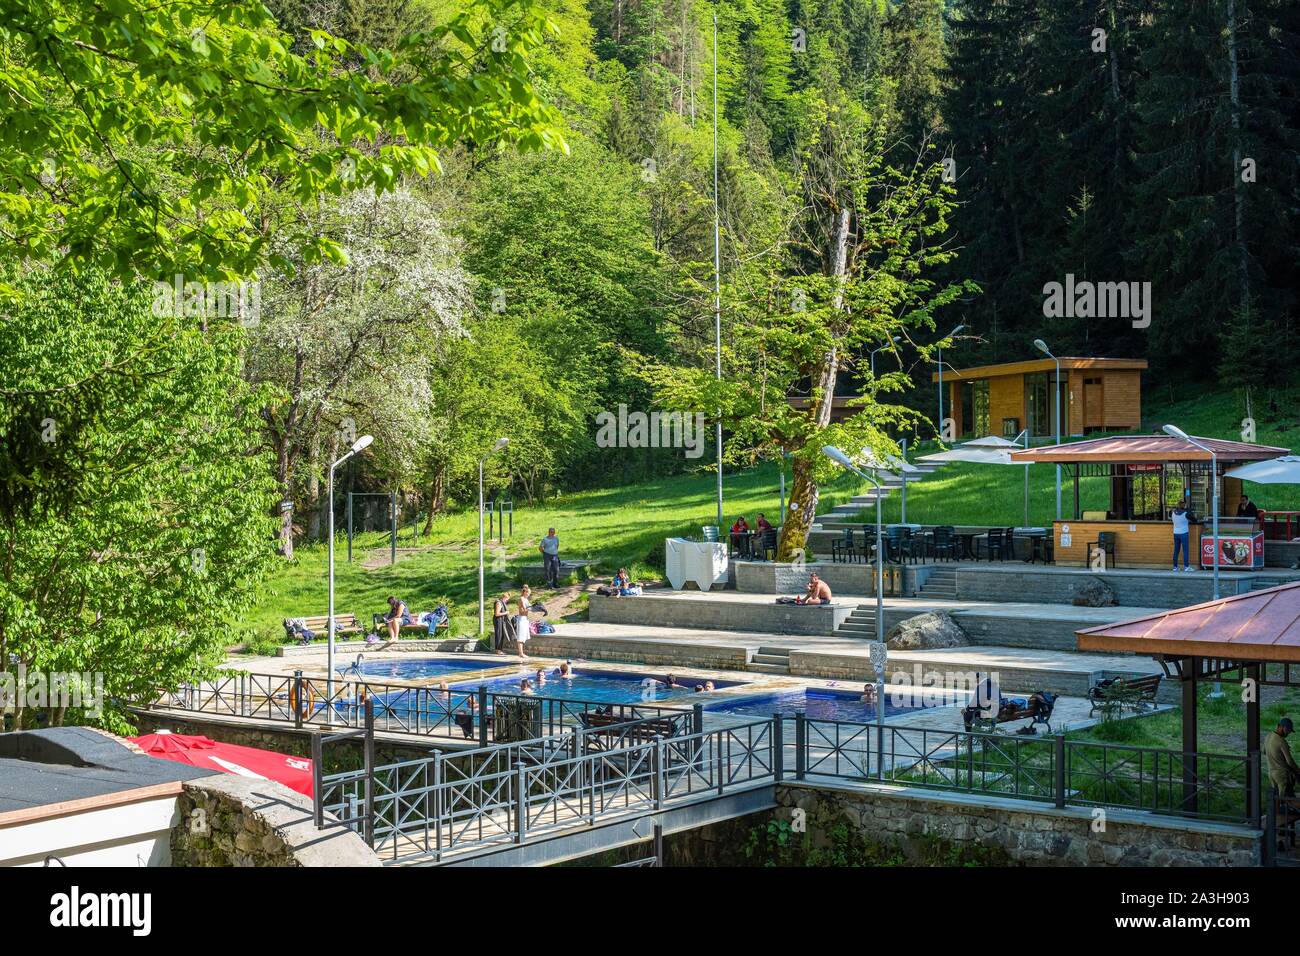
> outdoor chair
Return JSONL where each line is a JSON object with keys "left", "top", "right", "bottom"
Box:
{"left": 1088, "top": 531, "right": 1117, "bottom": 569}
{"left": 730, "top": 532, "right": 753, "bottom": 559}
{"left": 929, "top": 526, "right": 957, "bottom": 562}
{"left": 830, "top": 528, "right": 857, "bottom": 564}
{"left": 755, "top": 528, "right": 778, "bottom": 561}
{"left": 976, "top": 528, "right": 1014, "bottom": 561}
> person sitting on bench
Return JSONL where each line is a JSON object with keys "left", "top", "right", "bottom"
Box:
{"left": 381, "top": 596, "right": 411, "bottom": 641}
{"left": 795, "top": 573, "right": 833, "bottom": 605}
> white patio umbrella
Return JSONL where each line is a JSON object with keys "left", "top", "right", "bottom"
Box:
{"left": 961, "top": 434, "right": 1023, "bottom": 449}
{"left": 1225, "top": 456, "right": 1300, "bottom": 483}
{"left": 920, "top": 439, "right": 1031, "bottom": 526}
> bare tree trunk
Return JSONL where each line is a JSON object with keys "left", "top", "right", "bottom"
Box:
{"left": 778, "top": 207, "right": 851, "bottom": 561}
{"left": 306, "top": 433, "right": 322, "bottom": 541}
{"left": 276, "top": 437, "right": 294, "bottom": 559}
{"left": 422, "top": 464, "right": 447, "bottom": 534}
{"left": 1226, "top": 0, "right": 1250, "bottom": 312}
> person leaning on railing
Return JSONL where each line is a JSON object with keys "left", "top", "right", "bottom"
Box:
{"left": 1266, "top": 718, "right": 1300, "bottom": 798}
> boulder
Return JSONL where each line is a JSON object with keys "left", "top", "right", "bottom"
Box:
{"left": 885, "top": 610, "right": 968, "bottom": 650}
{"left": 1072, "top": 576, "right": 1118, "bottom": 607}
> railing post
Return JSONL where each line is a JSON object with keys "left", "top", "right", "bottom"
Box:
{"left": 514, "top": 765, "right": 528, "bottom": 844}
{"left": 1264, "top": 787, "right": 1277, "bottom": 867}
{"left": 363, "top": 698, "right": 376, "bottom": 847}
{"left": 432, "top": 752, "right": 443, "bottom": 862}
{"left": 692, "top": 703, "right": 703, "bottom": 736}
{"left": 795, "top": 712, "right": 806, "bottom": 781}
{"left": 240, "top": 672, "right": 247, "bottom": 717}
{"left": 1054, "top": 734, "right": 1067, "bottom": 809}
{"left": 773, "top": 713, "right": 784, "bottom": 781}
{"left": 1248, "top": 750, "right": 1261, "bottom": 822}
{"left": 293, "top": 670, "right": 304, "bottom": 730}
{"left": 311, "top": 731, "right": 324, "bottom": 828}
{"left": 478, "top": 685, "right": 489, "bottom": 747}
{"left": 876, "top": 721, "right": 884, "bottom": 782}
{"left": 653, "top": 738, "right": 664, "bottom": 810}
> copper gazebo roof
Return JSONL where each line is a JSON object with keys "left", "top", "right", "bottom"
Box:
{"left": 1010, "top": 434, "right": 1288, "bottom": 465}
{"left": 1077, "top": 582, "right": 1300, "bottom": 663}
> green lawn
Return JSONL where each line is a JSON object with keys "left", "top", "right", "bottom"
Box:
{"left": 237, "top": 389, "right": 1300, "bottom": 653}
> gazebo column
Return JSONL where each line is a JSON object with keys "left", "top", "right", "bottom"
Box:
{"left": 1247, "top": 663, "right": 1261, "bottom": 820}
{"left": 1181, "top": 656, "right": 1199, "bottom": 813}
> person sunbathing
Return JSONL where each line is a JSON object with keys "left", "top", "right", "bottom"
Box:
{"left": 795, "top": 573, "right": 833, "bottom": 605}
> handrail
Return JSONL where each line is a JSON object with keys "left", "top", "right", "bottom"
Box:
{"left": 151, "top": 670, "right": 695, "bottom": 745}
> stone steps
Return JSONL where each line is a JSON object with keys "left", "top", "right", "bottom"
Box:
{"left": 751, "top": 645, "right": 792, "bottom": 674}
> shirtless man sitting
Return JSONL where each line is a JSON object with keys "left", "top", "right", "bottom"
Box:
{"left": 796, "top": 573, "right": 833, "bottom": 605}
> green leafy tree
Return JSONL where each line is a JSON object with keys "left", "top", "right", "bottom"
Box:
{"left": 0, "top": 0, "right": 567, "bottom": 287}
{"left": 0, "top": 271, "right": 277, "bottom": 730}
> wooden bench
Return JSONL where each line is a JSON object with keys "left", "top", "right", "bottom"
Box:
{"left": 963, "top": 692, "right": 1057, "bottom": 735}
{"left": 284, "top": 614, "right": 361, "bottom": 643}
{"left": 1088, "top": 673, "right": 1162, "bottom": 716}
{"left": 371, "top": 611, "right": 450, "bottom": 636}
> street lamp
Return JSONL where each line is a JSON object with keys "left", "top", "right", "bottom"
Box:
{"left": 328, "top": 433, "right": 374, "bottom": 719}
{"left": 479, "top": 437, "right": 510, "bottom": 638}
{"left": 870, "top": 335, "right": 902, "bottom": 380}
{"left": 1164, "top": 425, "right": 1219, "bottom": 600}
{"left": 1033, "top": 339, "right": 1062, "bottom": 520}
{"left": 822, "top": 445, "right": 887, "bottom": 746}
{"left": 937, "top": 324, "right": 965, "bottom": 441}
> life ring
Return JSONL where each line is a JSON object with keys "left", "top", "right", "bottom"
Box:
{"left": 289, "top": 681, "right": 316, "bottom": 719}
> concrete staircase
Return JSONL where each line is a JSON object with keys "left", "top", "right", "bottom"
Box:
{"left": 749, "top": 646, "right": 792, "bottom": 674}
{"left": 835, "top": 606, "right": 878, "bottom": 637}
{"left": 918, "top": 566, "right": 957, "bottom": 599}
{"left": 814, "top": 461, "right": 951, "bottom": 525}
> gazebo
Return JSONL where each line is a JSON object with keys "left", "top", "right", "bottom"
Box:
{"left": 1011, "top": 434, "right": 1288, "bottom": 568}
{"left": 1077, "top": 582, "right": 1300, "bottom": 826}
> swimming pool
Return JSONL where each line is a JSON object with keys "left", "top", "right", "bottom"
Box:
{"left": 706, "top": 687, "right": 962, "bottom": 722}
{"left": 451, "top": 669, "right": 747, "bottom": 705}
{"left": 339, "top": 657, "right": 506, "bottom": 681}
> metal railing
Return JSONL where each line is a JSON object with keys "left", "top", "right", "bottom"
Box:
{"left": 792, "top": 716, "right": 1255, "bottom": 823}
{"left": 153, "top": 671, "right": 697, "bottom": 747}
{"left": 311, "top": 709, "right": 1262, "bottom": 865}
{"left": 317, "top": 716, "right": 775, "bottom": 863}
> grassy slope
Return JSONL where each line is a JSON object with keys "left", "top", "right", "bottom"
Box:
{"left": 237, "top": 388, "right": 1300, "bottom": 650}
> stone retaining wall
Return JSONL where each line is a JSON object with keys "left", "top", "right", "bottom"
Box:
{"left": 171, "top": 774, "right": 379, "bottom": 867}
{"left": 775, "top": 783, "right": 1260, "bottom": 866}
{"left": 589, "top": 593, "right": 852, "bottom": 635}
{"left": 953, "top": 566, "right": 1249, "bottom": 607}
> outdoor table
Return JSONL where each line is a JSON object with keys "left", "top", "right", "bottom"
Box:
{"left": 729, "top": 530, "right": 754, "bottom": 559}
{"left": 955, "top": 532, "right": 979, "bottom": 560}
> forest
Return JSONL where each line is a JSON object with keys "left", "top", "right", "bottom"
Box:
{"left": 1, "top": 0, "right": 1297, "bottom": 721}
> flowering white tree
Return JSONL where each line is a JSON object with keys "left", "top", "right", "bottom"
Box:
{"left": 246, "top": 186, "right": 473, "bottom": 556}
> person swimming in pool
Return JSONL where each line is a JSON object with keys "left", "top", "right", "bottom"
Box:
{"left": 555, "top": 661, "right": 576, "bottom": 679}
{"left": 520, "top": 678, "right": 534, "bottom": 696}
{"left": 860, "top": 683, "right": 877, "bottom": 704}
{"left": 703, "top": 680, "right": 715, "bottom": 692}
{"left": 534, "top": 668, "right": 547, "bottom": 688}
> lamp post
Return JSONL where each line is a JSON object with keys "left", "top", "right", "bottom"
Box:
{"left": 936, "top": 324, "right": 965, "bottom": 441}
{"left": 823, "top": 445, "right": 886, "bottom": 741}
{"left": 479, "top": 437, "right": 510, "bottom": 639}
{"left": 1164, "top": 426, "right": 1219, "bottom": 600}
{"left": 328, "top": 434, "right": 374, "bottom": 721}
{"left": 1164, "top": 424, "right": 1221, "bottom": 699}
{"left": 870, "top": 335, "right": 901, "bottom": 381}
{"left": 1034, "top": 339, "right": 1062, "bottom": 520}
{"left": 712, "top": 12, "right": 723, "bottom": 531}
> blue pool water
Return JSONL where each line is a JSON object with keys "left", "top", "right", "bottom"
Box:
{"left": 452, "top": 669, "right": 746, "bottom": 705}
{"left": 706, "top": 688, "right": 958, "bottom": 722}
{"left": 340, "top": 657, "right": 505, "bottom": 681}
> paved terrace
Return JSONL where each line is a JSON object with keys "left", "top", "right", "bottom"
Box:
{"left": 587, "top": 588, "right": 1163, "bottom": 652}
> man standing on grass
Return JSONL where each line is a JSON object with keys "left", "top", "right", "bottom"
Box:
{"left": 540, "top": 527, "right": 560, "bottom": 588}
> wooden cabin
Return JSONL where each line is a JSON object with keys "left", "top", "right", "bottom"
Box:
{"left": 932, "top": 357, "right": 1147, "bottom": 440}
